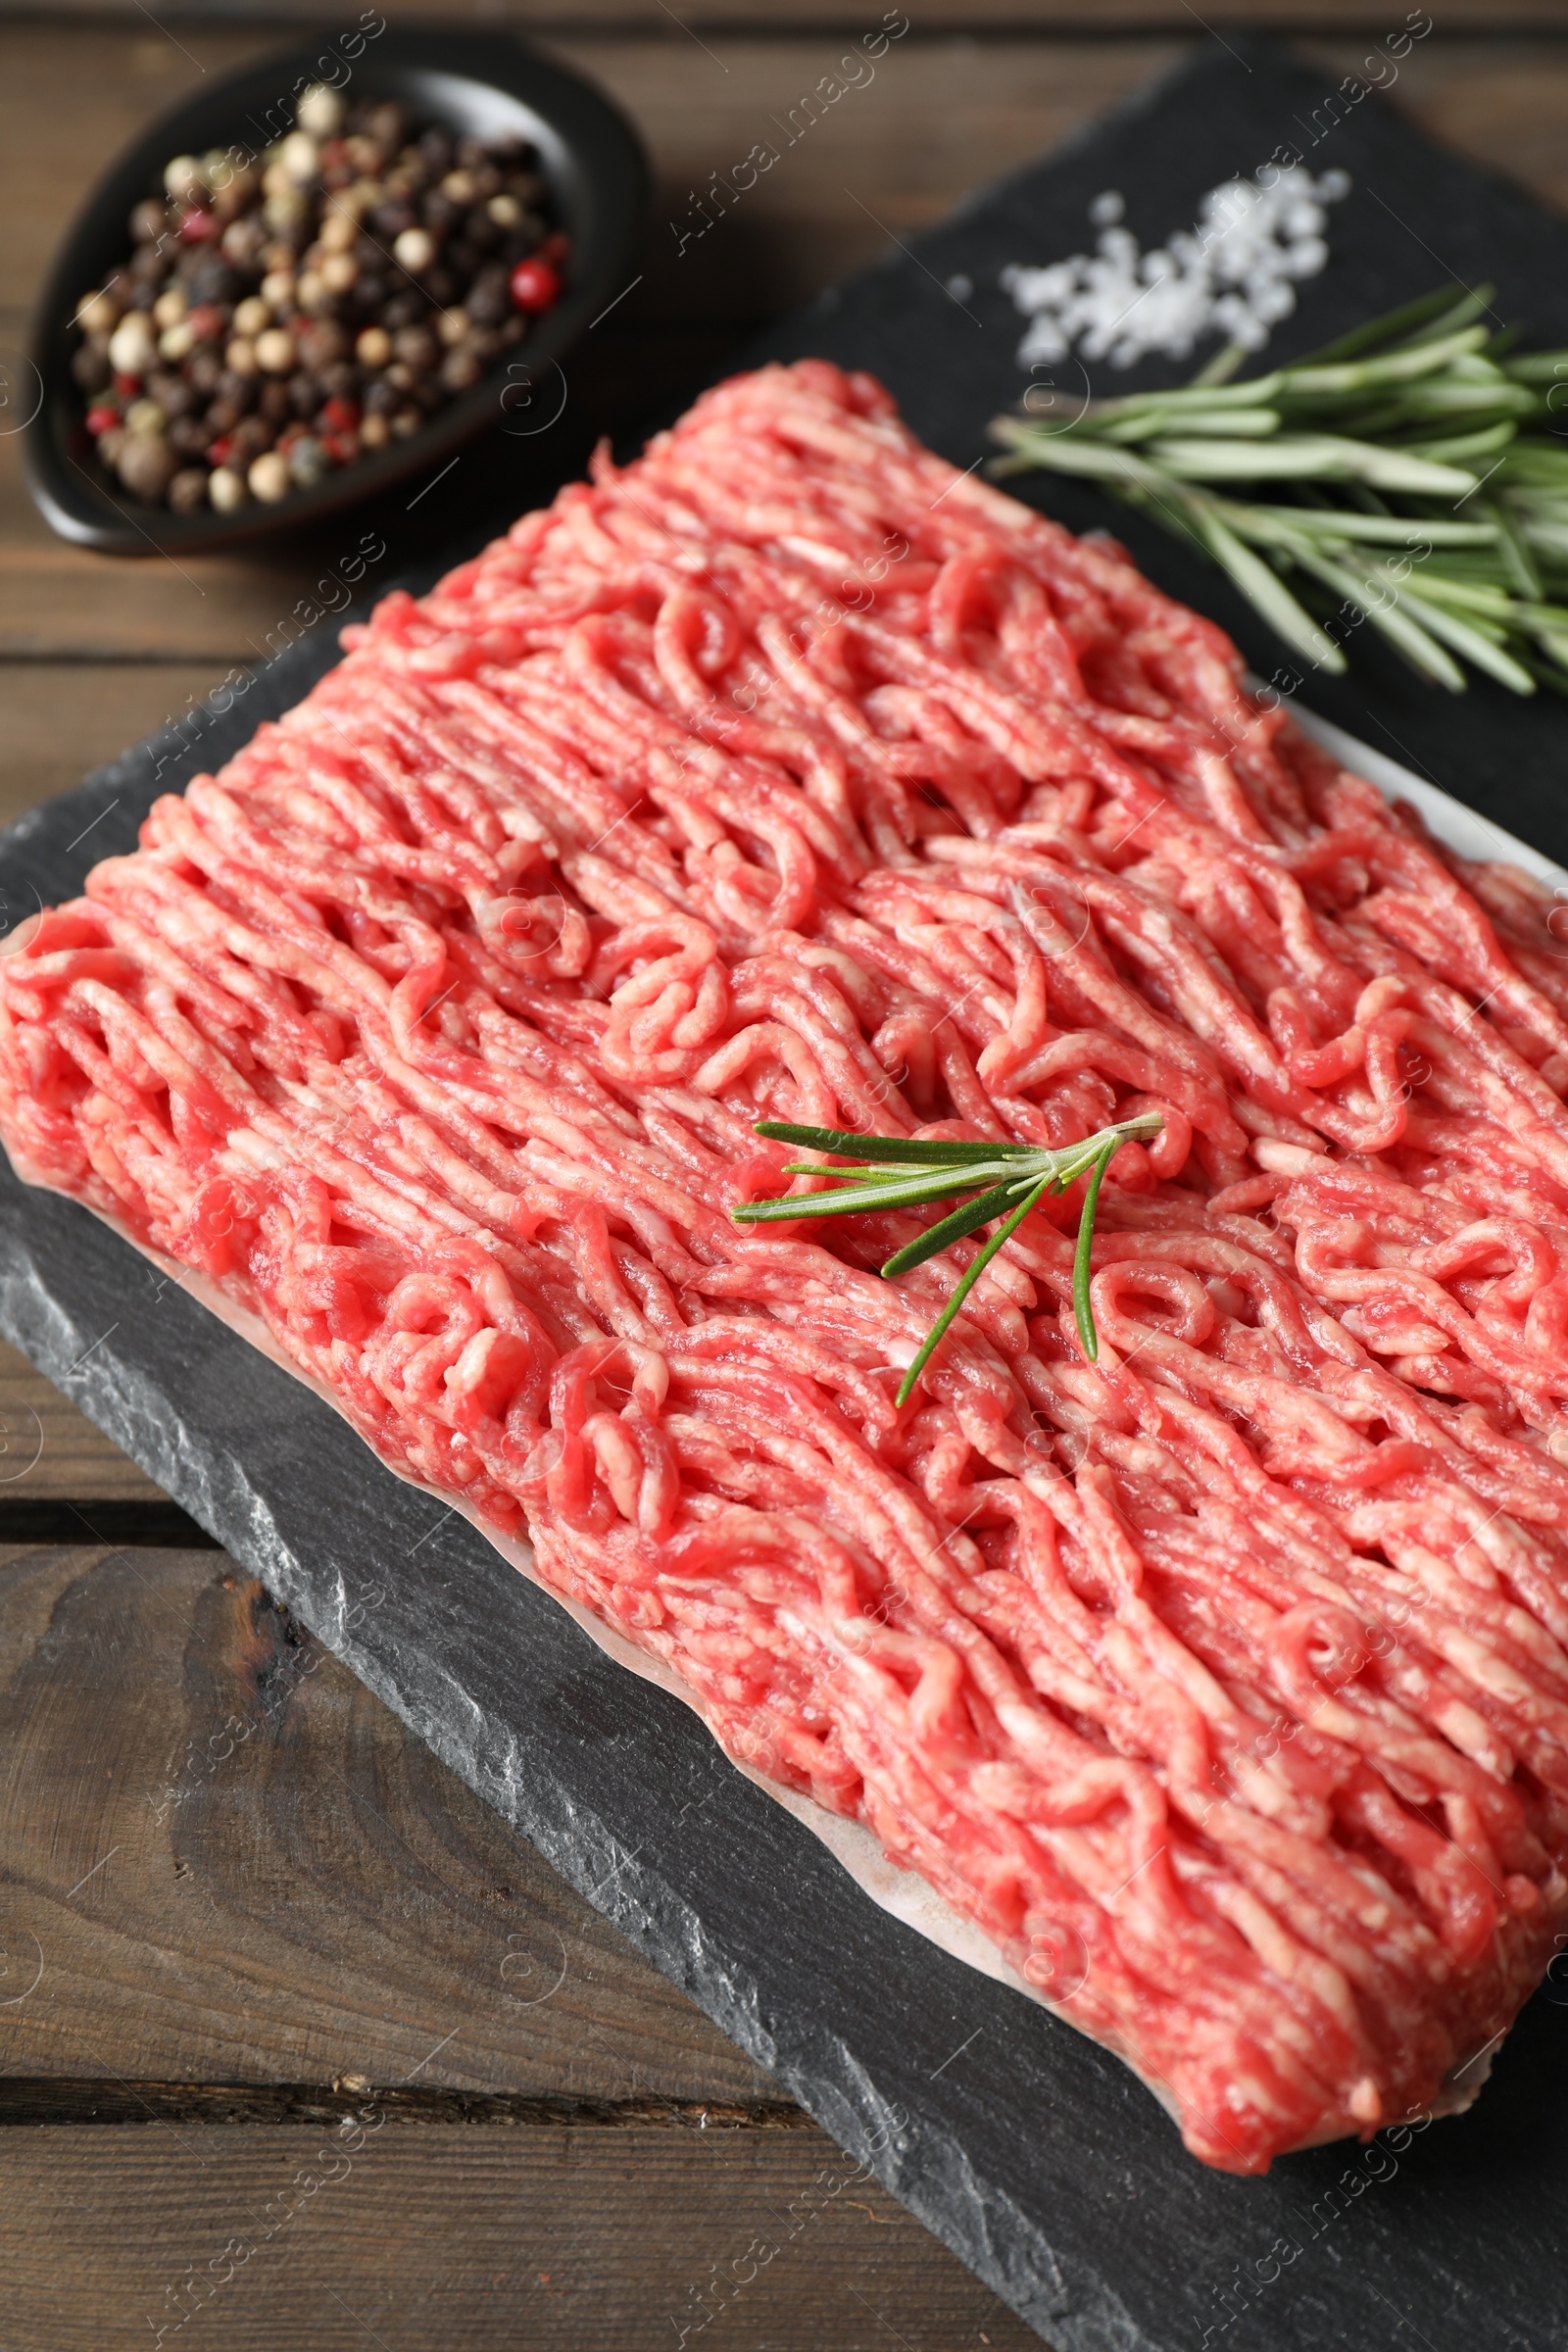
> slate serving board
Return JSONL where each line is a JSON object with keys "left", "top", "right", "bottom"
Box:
{"left": 5, "top": 39, "right": 1568, "bottom": 2352}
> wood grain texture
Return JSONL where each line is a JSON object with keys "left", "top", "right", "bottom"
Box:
{"left": 25, "top": 0, "right": 1568, "bottom": 28}
{"left": 0, "top": 2127, "right": 1041, "bottom": 2351}
{"left": 5, "top": 22, "right": 1568, "bottom": 2347}
{"left": 0, "top": 1339, "right": 164, "bottom": 1500}
{"left": 0, "top": 1544, "right": 774, "bottom": 2103}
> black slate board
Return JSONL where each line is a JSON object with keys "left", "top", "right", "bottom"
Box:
{"left": 4, "top": 40, "right": 1567, "bottom": 2352}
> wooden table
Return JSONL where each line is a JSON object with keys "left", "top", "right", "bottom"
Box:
{"left": 4, "top": 5, "right": 1567, "bottom": 2342}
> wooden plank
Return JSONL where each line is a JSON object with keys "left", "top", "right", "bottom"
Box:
{"left": 0, "top": 2127, "right": 1041, "bottom": 2350}
{"left": 0, "top": 1337, "right": 166, "bottom": 1501}
{"left": 25, "top": 0, "right": 1568, "bottom": 29}
{"left": 0, "top": 1544, "right": 774, "bottom": 2103}
{"left": 558, "top": 32, "right": 1178, "bottom": 314}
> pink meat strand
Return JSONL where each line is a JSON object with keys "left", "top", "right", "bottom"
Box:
{"left": 7, "top": 359, "right": 1568, "bottom": 2172}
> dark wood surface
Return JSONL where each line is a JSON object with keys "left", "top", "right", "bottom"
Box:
{"left": 4, "top": 6, "right": 1568, "bottom": 2345}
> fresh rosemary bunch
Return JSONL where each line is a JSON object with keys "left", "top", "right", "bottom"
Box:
{"left": 731, "top": 1112, "right": 1161, "bottom": 1403}
{"left": 990, "top": 283, "right": 1568, "bottom": 696}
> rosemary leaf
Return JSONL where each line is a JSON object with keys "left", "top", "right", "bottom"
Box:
{"left": 895, "top": 1177, "right": 1052, "bottom": 1407}
{"left": 732, "top": 1170, "right": 1001, "bottom": 1222}
{"left": 753, "top": 1121, "right": 1034, "bottom": 1165}
{"left": 1193, "top": 502, "right": 1346, "bottom": 670}
{"left": 880, "top": 1177, "right": 1034, "bottom": 1278}
{"left": 1074, "top": 1148, "right": 1114, "bottom": 1362}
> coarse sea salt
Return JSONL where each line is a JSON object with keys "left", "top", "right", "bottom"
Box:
{"left": 1000, "top": 166, "right": 1351, "bottom": 373}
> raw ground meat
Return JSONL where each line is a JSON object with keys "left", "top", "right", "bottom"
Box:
{"left": 6, "top": 360, "right": 1568, "bottom": 2172}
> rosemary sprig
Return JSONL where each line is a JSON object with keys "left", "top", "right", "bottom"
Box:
{"left": 731, "top": 1112, "right": 1161, "bottom": 1404}
{"left": 989, "top": 282, "right": 1568, "bottom": 696}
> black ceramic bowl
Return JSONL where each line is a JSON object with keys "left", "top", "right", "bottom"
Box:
{"left": 24, "top": 26, "right": 647, "bottom": 556}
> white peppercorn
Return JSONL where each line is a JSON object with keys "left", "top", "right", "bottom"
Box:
{"left": 163, "top": 154, "right": 204, "bottom": 202}
{"left": 392, "top": 226, "right": 435, "bottom": 273}
{"left": 264, "top": 188, "right": 310, "bottom": 239}
{"left": 254, "top": 328, "right": 296, "bottom": 374}
{"left": 278, "top": 132, "right": 318, "bottom": 185}
{"left": 296, "top": 85, "right": 344, "bottom": 139}
{"left": 208, "top": 466, "right": 248, "bottom": 512}
{"left": 76, "top": 288, "right": 122, "bottom": 338}
{"left": 247, "top": 450, "right": 291, "bottom": 503}
{"left": 108, "top": 314, "right": 157, "bottom": 375}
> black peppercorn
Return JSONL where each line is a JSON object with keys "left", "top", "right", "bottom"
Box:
{"left": 439, "top": 345, "right": 482, "bottom": 393}
{"left": 297, "top": 318, "right": 348, "bottom": 370}
{"left": 466, "top": 277, "right": 509, "bottom": 326}
{"left": 393, "top": 324, "right": 438, "bottom": 371}
{"left": 381, "top": 291, "right": 424, "bottom": 331}
{"left": 168, "top": 466, "right": 210, "bottom": 514}
{"left": 72, "top": 343, "right": 112, "bottom": 393}
{"left": 184, "top": 255, "right": 239, "bottom": 307}
{"left": 318, "top": 360, "right": 358, "bottom": 402}
{"left": 215, "top": 368, "right": 257, "bottom": 413}
{"left": 365, "top": 102, "right": 407, "bottom": 150}
{"left": 259, "top": 378, "right": 293, "bottom": 424}
{"left": 170, "top": 415, "right": 211, "bottom": 458}
{"left": 229, "top": 415, "right": 273, "bottom": 464}
{"left": 188, "top": 349, "right": 223, "bottom": 396}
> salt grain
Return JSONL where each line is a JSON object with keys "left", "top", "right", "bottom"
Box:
{"left": 1001, "top": 166, "right": 1350, "bottom": 372}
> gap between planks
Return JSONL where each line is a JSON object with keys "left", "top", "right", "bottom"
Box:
{"left": 0, "top": 2080, "right": 814, "bottom": 2129}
